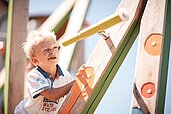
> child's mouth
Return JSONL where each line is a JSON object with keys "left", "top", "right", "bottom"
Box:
{"left": 48, "top": 57, "right": 57, "bottom": 60}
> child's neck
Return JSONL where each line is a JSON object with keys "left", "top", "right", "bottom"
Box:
{"left": 40, "top": 65, "right": 57, "bottom": 78}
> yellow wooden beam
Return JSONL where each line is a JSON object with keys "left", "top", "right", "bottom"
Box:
{"left": 61, "top": 8, "right": 129, "bottom": 46}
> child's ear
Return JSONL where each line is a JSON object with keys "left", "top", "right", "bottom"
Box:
{"left": 30, "top": 58, "right": 38, "bottom": 65}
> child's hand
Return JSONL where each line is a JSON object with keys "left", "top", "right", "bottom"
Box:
{"left": 76, "top": 64, "right": 85, "bottom": 77}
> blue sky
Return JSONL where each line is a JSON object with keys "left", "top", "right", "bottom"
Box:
{"left": 29, "top": 0, "right": 171, "bottom": 114}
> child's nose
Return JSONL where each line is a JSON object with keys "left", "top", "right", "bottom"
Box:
{"left": 50, "top": 51, "right": 54, "bottom": 55}
{"left": 49, "top": 49, "right": 56, "bottom": 55}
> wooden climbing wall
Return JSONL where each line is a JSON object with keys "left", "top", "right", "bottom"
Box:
{"left": 131, "top": 0, "right": 170, "bottom": 114}
{"left": 59, "top": 0, "right": 148, "bottom": 113}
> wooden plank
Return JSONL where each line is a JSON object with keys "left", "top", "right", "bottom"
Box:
{"left": 131, "top": 0, "right": 167, "bottom": 114}
{"left": 39, "top": 0, "right": 76, "bottom": 32}
{"left": 58, "top": 0, "right": 148, "bottom": 113}
{"left": 4, "top": 0, "right": 28, "bottom": 114}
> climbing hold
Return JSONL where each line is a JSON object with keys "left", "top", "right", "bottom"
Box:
{"left": 144, "top": 33, "right": 162, "bottom": 56}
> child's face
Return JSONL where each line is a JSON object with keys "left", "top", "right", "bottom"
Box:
{"left": 32, "top": 38, "right": 60, "bottom": 67}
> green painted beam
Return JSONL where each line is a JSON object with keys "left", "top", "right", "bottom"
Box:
{"left": 4, "top": 0, "right": 13, "bottom": 114}
{"left": 156, "top": 0, "right": 171, "bottom": 114}
{"left": 52, "top": 11, "right": 71, "bottom": 33}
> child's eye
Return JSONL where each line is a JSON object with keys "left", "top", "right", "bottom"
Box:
{"left": 54, "top": 46, "right": 60, "bottom": 50}
{"left": 43, "top": 49, "right": 50, "bottom": 53}
{"left": 57, "top": 46, "right": 60, "bottom": 50}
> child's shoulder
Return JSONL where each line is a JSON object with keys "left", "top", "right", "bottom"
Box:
{"left": 26, "top": 67, "right": 44, "bottom": 79}
{"left": 27, "top": 67, "right": 39, "bottom": 75}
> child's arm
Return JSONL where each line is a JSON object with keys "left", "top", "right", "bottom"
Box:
{"left": 40, "top": 81, "right": 74, "bottom": 101}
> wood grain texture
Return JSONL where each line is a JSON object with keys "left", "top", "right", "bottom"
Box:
{"left": 156, "top": 0, "right": 171, "bottom": 114}
{"left": 4, "top": 0, "right": 28, "bottom": 114}
{"left": 82, "top": 0, "right": 148, "bottom": 112}
{"left": 59, "top": 0, "right": 148, "bottom": 113}
{"left": 131, "top": 0, "right": 167, "bottom": 114}
{"left": 58, "top": 0, "right": 90, "bottom": 70}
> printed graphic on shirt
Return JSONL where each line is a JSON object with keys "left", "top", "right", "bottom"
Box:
{"left": 41, "top": 97, "right": 59, "bottom": 112}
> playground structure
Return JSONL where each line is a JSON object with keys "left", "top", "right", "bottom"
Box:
{"left": 0, "top": 0, "right": 171, "bottom": 114}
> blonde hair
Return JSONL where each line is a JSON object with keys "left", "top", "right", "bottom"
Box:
{"left": 23, "top": 30, "right": 57, "bottom": 59}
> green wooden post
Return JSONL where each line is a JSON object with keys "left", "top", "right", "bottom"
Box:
{"left": 156, "top": 0, "right": 171, "bottom": 113}
{"left": 4, "top": 0, "right": 28, "bottom": 113}
{"left": 4, "top": 0, "right": 13, "bottom": 113}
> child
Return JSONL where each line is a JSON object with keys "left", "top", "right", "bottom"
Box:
{"left": 14, "top": 30, "right": 75, "bottom": 114}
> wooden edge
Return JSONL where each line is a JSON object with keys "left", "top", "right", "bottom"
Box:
{"left": 156, "top": 0, "right": 171, "bottom": 113}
